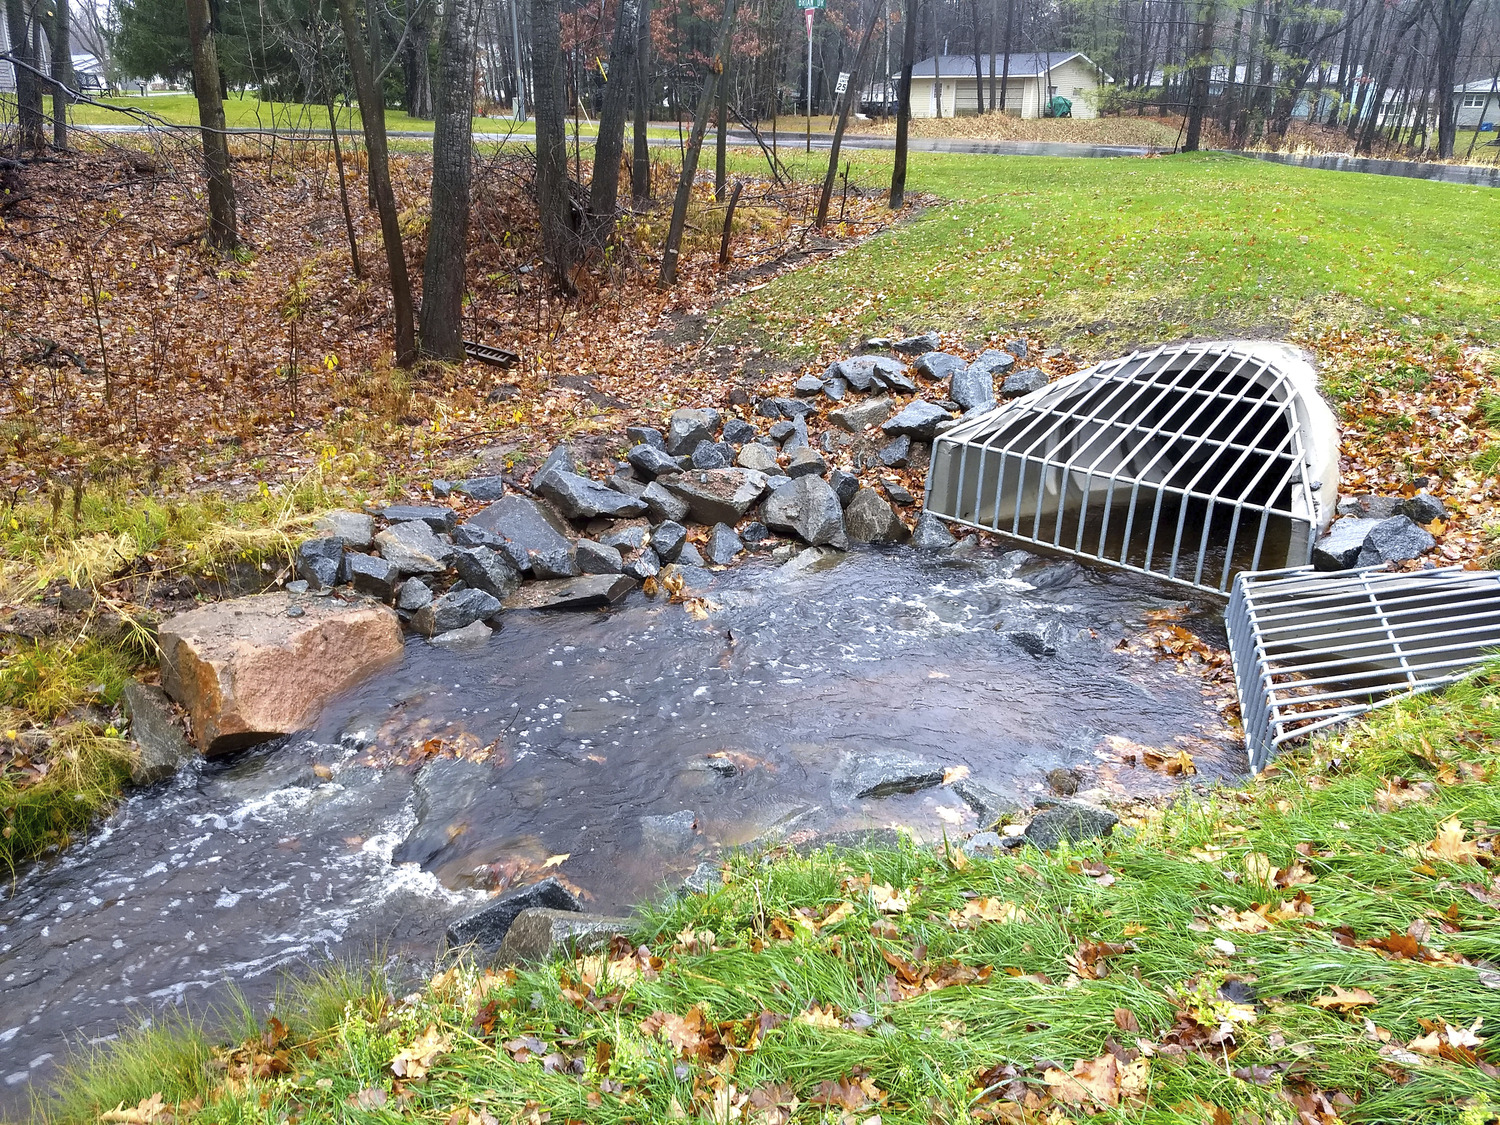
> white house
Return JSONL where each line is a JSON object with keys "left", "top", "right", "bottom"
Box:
{"left": 900, "top": 52, "right": 1110, "bottom": 119}
{"left": 1456, "top": 79, "right": 1499, "bottom": 129}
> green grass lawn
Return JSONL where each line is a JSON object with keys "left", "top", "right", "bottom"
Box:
{"left": 32, "top": 673, "right": 1500, "bottom": 1125}
{"left": 716, "top": 150, "right": 1500, "bottom": 358}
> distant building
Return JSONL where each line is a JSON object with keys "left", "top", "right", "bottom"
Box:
{"left": 898, "top": 52, "right": 1110, "bottom": 119}
{"left": 0, "top": 20, "right": 13, "bottom": 93}
{"left": 1456, "top": 79, "right": 1499, "bottom": 129}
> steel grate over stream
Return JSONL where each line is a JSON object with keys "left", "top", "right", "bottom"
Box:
{"left": 1227, "top": 566, "right": 1500, "bottom": 771}
{"left": 924, "top": 341, "right": 1340, "bottom": 592}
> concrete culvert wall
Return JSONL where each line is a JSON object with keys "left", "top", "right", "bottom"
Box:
{"left": 924, "top": 341, "right": 1340, "bottom": 592}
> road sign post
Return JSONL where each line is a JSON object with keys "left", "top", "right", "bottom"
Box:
{"left": 799, "top": 0, "right": 823, "bottom": 152}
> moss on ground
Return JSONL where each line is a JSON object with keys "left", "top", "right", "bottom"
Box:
{"left": 25, "top": 673, "right": 1500, "bottom": 1125}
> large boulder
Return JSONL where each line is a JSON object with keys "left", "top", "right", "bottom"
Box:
{"left": 882, "top": 400, "right": 951, "bottom": 440}
{"left": 536, "top": 470, "right": 649, "bottom": 520}
{"left": 949, "top": 366, "right": 997, "bottom": 412}
{"left": 412, "top": 588, "right": 502, "bottom": 637}
{"left": 496, "top": 909, "right": 632, "bottom": 964}
{"left": 374, "top": 520, "right": 454, "bottom": 575}
{"left": 762, "top": 475, "right": 847, "bottom": 547}
{"left": 1357, "top": 515, "right": 1435, "bottom": 567}
{"left": 159, "top": 593, "right": 404, "bottom": 755}
{"left": 664, "top": 468, "right": 768, "bottom": 526}
{"left": 844, "top": 487, "right": 910, "bottom": 543}
{"left": 503, "top": 574, "right": 635, "bottom": 610}
{"left": 1313, "top": 518, "right": 1381, "bottom": 571}
{"left": 829, "top": 397, "right": 895, "bottom": 433}
{"left": 446, "top": 877, "right": 584, "bottom": 953}
{"left": 914, "top": 352, "right": 967, "bottom": 381}
{"left": 464, "top": 496, "right": 577, "bottom": 576}
{"left": 665, "top": 408, "right": 721, "bottom": 456}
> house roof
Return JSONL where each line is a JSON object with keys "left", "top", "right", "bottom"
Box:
{"left": 904, "top": 52, "right": 1105, "bottom": 81}
{"left": 1455, "top": 79, "right": 1500, "bottom": 93}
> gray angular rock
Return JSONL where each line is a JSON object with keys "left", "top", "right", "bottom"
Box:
{"left": 1002, "top": 366, "right": 1049, "bottom": 398}
{"left": 1398, "top": 493, "right": 1447, "bottom": 524}
{"left": 396, "top": 577, "right": 433, "bottom": 611}
{"left": 772, "top": 397, "right": 819, "bottom": 419}
{"left": 1312, "top": 518, "right": 1381, "bottom": 571}
{"left": 912, "top": 511, "right": 957, "bottom": 550}
{"left": 1022, "top": 801, "right": 1118, "bottom": 850}
{"left": 839, "top": 752, "right": 947, "bottom": 800}
{"left": 1356, "top": 515, "right": 1436, "bottom": 567}
{"left": 828, "top": 469, "right": 859, "bottom": 508}
{"left": 381, "top": 504, "right": 457, "bottom": 532}
{"left": 123, "top": 680, "right": 192, "bottom": 786}
{"left": 537, "top": 470, "right": 649, "bottom": 520}
{"left": 882, "top": 479, "right": 916, "bottom": 506}
{"left": 496, "top": 908, "right": 631, "bottom": 964}
{"left": 892, "top": 332, "right": 941, "bottom": 355}
{"left": 296, "top": 537, "right": 344, "bottom": 590}
{"left": 786, "top": 447, "right": 827, "bottom": 478}
{"left": 446, "top": 877, "right": 584, "bottom": 952}
{"left": 1337, "top": 494, "right": 1402, "bottom": 520}
{"left": 1005, "top": 338, "right": 1029, "bottom": 360}
{"left": 345, "top": 552, "right": 401, "bottom": 599}
{"left": 452, "top": 546, "right": 523, "bottom": 599}
{"left": 455, "top": 476, "right": 507, "bottom": 502}
{"left": 968, "top": 349, "right": 1017, "bottom": 377}
{"left": 622, "top": 547, "right": 661, "bottom": 579}
{"left": 313, "top": 510, "right": 375, "bottom": 549}
{"left": 741, "top": 521, "right": 769, "bottom": 542}
{"left": 844, "top": 487, "right": 910, "bottom": 543}
{"left": 641, "top": 481, "right": 691, "bottom": 524}
{"left": 769, "top": 420, "right": 796, "bottom": 444}
{"left": 821, "top": 376, "right": 848, "bottom": 401}
{"left": 914, "top": 351, "right": 967, "bottom": 381}
{"left": 374, "top": 520, "right": 455, "bottom": 575}
{"left": 464, "top": 496, "right": 578, "bottom": 576}
{"left": 881, "top": 399, "right": 951, "bottom": 440}
{"left": 757, "top": 397, "right": 783, "bottom": 419}
{"left": 677, "top": 542, "right": 705, "bottom": 567}
{"left": 782, "top": 417, "right": 811, "bottom": 450}
{"left": 878, "top": 435, "right": 912, "bottom": 468}
{"left": 762, "top": 475, "right": 847, "bottom": 547}
{"left": 836, "top": 355, "right": 909, "bottom": 393}
{"left": 706, "top": 523, "right": 744, "bottom": 565}
{"left": 665, "top": 408, "right": 721, "bottom": 455}
{"left": 412, "top": 587, "right": 502, "bottom": 637}
{"left": 503, "top": 574, "right": 635, "bottom": 610}
{"left": 829, "top": 396, "right": 894, "bottom": 433}
{"left": 608, "top": 470, "right": 649, "bottom": 499}
{"left": 431, "top": 479, "right": 453, "bottom": 499}
{"left": 736, "top": 442, "right": 780, "bottom": 473}
{"left": 949, "top": 365, "right": 997, "bottom": 412}
{"left": 451, "top": 522, "right": 502, "bottom": 550}
{"left": 765, "top": 473, "right": 795, "bottom": 493}
{"left": 626, "top": 425, "right": 665, "bottom": 449}
{"left": 600, "top": 521, "right": 650, "bottom": 551}
{"left": 650, "top": 521, "right": 688, "bottom": 562}
{"left": 680, "top": 862, "right": 723, "bottom": 896}
{"left": 641, "top": 809, "right": 698, "bottom": 849}
{"left": 430, "top": 620, "right": 494, "bottom": 647}
{"left": 283, "top": 580, "right": 309, "bottom": 594}
{"left": 691, "top": 442, "right": 729, "bottom": 469}
{"left": 532, "top": 444, "right": 577, "bottom": 494}
{"left": 576, "top": 539, "right": 623, "bottom": 574}
{"left": 722, "top": 418, "right": 758, "bottom": 444}
{"left": 627, "top": 443, "right": 685, "bottom": 479}
{"left": 950, "top": 778, "right": 1020, "bottom": 829}
{"left": 664, "top": 468, "right": 768, "bottom": 526}
{"left": 793, "top": 374, "right": 825, "bottom": 396}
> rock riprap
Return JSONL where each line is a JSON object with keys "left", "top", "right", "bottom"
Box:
{"left": 159, "top": 592, "right": 404, "bottom": 755}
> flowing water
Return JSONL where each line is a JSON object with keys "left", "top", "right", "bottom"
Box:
{"left": 0, "top": 542, "right": 1243, "bottom": 1105}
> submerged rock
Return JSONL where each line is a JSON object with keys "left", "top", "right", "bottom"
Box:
{"left": 159, "top": 592, "right": 403, "bottom": 755}
{"left": 122, "top": 680, "right": 193, "bottom": 786}
{"left": 446, "top": 876, "right": 584, "bottom": 952}
{"left": 502, "top": 574, "right": 635, "bottom": 610}
{"left": 1022, "top": 801, "right": 1118, "bottom": 850}
{"left": 641, "top": 809, "right": 698, "bottom": 849}
{"left": 496, "top": 908, "right": 631, "bottom": 964}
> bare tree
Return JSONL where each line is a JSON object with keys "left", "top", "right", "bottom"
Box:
{"left": 1183, "top": 0, "right": 1217, "bottom": 150}
{"left": 5, "top": 0, "right": 46, "bottom": 151}
{"left": 1432, "top": 0, "right": 1479, "bottom": 156}
{"left": 184, "top": 0, "right": 238, "bottom": 249}
{"left": 632, "top": 0, "right": 653, "bottom": 204}
{"left": 817, "top": 0, "right": 880, "bottom": 226}
{"left": 589, "top": 0, "right": 643, "bottom": 234}
{"left": 421, "top": 0, "right": 483, "bottom": 359}
{"left": 891, "top": 0, "right": 918, "bottom": 206}
{"left": 532, "top": 0, "right": 575, "bottom": 289}
{"left": 50, "top": 0, "right": 73, "bottom": 148}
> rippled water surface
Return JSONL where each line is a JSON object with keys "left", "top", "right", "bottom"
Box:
{"left": 0, "top": 543, "right": 1241, "bottom": 1103}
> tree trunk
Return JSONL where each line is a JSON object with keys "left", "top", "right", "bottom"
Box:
{"left": 1357, "top": 7, "right": 1419, "bottom": 154}
{"left": 715, "top": 49, "right": 728, "bottom": 198}
{"left": 324, "top": 85, "right": 362, "bottom": 278}
{"left": 890, "top": 0, "right": 918, "bottom": 206}
{"left": 420, "top": 0, "right": 481, "bottom": 360}
{"left": 5, "top": 0, "right": 46, "bottom": 152}
{"left": 988, "top": 0, "right": 996, "bottom": 110}
{"left": 337, "top": 0, "right": 417, "bottom": 365}
{"left": 184, "top": 0, "right": 238, "bottom": 250}
{"left": 816, "top": 0, "right": 880, "bottom": 226}
{"left": 970, "top": 0, "right": 983, "bottom": 113}
{"left": 659, "top": 0, "right": 737, "bottom": 287}
{"left": 532, "top": 0, "right": 576, "bottom": 290}
{"left": 1183, "top": 0, "right": 1216, "bottom": 150}
{"left": 400, "top": 4, "right": 436, "bottom": 119}
{"left": 632, "top": 0, "right": 653, "bottom": 204}
{"left": 589, "top": 0, "right": 641, "bottom": 230}
{"left": 998, "top": 0, "right": 1014, "bottom": 113}
{"left": 1432, "top": 0, "right": 1476, "bottom": 158}
{"left": 50, "top": 0, "right": 73, "bottom": 149}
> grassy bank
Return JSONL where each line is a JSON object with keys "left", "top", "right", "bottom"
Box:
{"left": 28, "top": 671, "right": 1500, "bottom": 1124}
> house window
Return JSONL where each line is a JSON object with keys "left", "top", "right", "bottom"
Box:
{"left": 1464, "top": 94, "right": 1490, "bottom": 108}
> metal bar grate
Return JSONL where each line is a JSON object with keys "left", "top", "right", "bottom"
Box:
{"left": 1226, "top": 565, "right": 1500, "bottom": 771}
{"left": 924, "top": 341, "right": 1340, "bottom": 593}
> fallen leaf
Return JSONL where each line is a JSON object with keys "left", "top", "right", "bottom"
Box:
{"left": 98, "top": 1094, "right": 169, "bottom": 1124}
{"left": 869, "top": 884, "right": 908, "bottom": 914}
{"left": 1311, "top": 986, "right": 1378, "bottom": 1013}
{"left": 542, "top": 853, "right": 570, "bottom": 868}
{"left": 391, "top": 1024, "right": 453, "bottom": 1078}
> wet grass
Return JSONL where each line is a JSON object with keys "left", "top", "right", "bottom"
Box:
{"left": 24, "top": 672, "right": 1500, "bottom": 1124}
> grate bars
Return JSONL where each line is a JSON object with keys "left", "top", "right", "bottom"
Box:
{"left": 924, "top": 342, "right": 1340, "bottom": 593}
{"left": 1226, "top": 566, "right": 1500, "bottom": 771}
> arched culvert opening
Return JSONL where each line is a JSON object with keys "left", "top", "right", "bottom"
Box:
{"left": 924, "top": 341, "right": 1340, "bottom": 593}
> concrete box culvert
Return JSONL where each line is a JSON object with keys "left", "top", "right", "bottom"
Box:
{"left": 923, "top": 341, "right": 1340, "bottom": 593}
{"left": 1227, "top": 565, "right": 1500, "bottom": 771}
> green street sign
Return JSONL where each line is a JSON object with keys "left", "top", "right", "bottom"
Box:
{"left": 798, "top": 0, "right": 824, "bottom": 9}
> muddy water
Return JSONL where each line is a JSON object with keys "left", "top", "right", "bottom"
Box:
{"left": 0, "top": 543, "right": 1242, "bottom": 1104}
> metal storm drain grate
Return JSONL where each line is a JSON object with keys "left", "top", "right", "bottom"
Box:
{"left": 1228, "top": 566, "right": 1500, "bottom": 771}
{"left": 924, "top": 341, "right": 1340, "bottom": 592}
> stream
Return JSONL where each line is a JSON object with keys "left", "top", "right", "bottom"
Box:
{"left": 0, "top": 541, "right": 1242, "bottom": 1105}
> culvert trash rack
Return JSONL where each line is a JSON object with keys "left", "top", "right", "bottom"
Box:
{"left": 1227, "top": 565, "right": 1500, "bottom": 771}
{"left": 923, "top": 341, "right": 1339, "bottom": 593}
